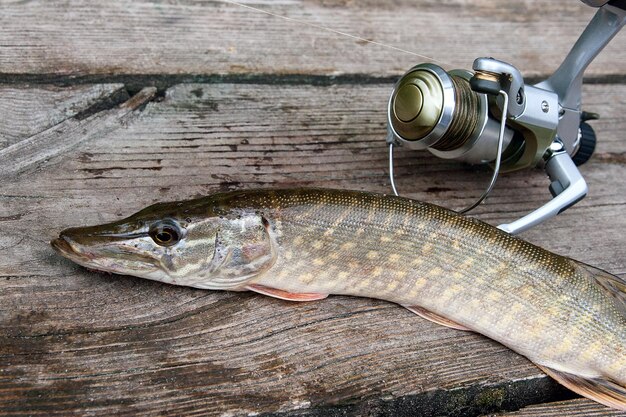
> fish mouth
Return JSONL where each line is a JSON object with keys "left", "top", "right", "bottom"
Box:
{"left": 52, "top": 228, "right": 161, "bottom": 277}
{"left": 51, "top": 235, "right": 94, "bottom": 263}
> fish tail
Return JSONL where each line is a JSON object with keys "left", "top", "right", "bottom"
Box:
{"left": 538, "top": 365, "right": 626, "bottom": 411}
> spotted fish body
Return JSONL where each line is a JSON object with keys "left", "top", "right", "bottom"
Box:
{"left": 51, "top": 188, "right": 626, "bottom": 410}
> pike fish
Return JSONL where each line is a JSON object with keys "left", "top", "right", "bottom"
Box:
{"left": 51, "top": 188, "right": 626, "bottom": 410}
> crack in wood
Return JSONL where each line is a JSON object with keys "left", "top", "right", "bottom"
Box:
{"left": 259, "top": 377, "right": 578, "bottom": 417}
{"left": 0, "top": 73, "right": 625, "bottom": 96}
{"left": 72, "top": 87, "right": 130, "bottom": 121}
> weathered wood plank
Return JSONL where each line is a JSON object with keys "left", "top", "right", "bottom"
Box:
{"left": 0, "top": 0, "right": 624, "bottom": 79}
{"left": 0, "top": 84, "right": 128, "bottom": 149}
{"left": 0, "top": 82, "right": 624, "bottom": 416}
{"left": 482, "top": 398, "right": 626, "bottom": 417}
{"left": 0, "top": 87, "right": 155, "bottom": 178}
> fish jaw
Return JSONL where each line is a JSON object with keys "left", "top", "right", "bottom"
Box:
{"left": 51, "top": 233, "right": 95, "bottom": 265}
{"left": 51, "top": 225, "right": 163, "bottom": 279}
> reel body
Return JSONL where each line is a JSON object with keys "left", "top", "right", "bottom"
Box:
{"left": 387, "top": 1, "right": 625, "bottom": 234}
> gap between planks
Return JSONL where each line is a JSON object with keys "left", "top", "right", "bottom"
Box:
{"left": 1, "top": 73, "right": 625, "bottom": 98}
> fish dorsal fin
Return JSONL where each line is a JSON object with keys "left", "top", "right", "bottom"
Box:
{"left": 574, "top": 260, "right": 626, "bottom": 315}
{"left": 403, "top": 305, "right": 471, "bottom": 331}
{"left": 246, "top": 284, "right": 328, "bottom": 302}
{"left": 538, "top": 365, "right": 626, "bottom": 411}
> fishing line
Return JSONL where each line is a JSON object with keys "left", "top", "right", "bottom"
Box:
{"left": 220, "top": 0, "right": 451, "bottom": 67}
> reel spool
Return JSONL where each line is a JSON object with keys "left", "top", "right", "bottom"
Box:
{"left": 387, "top": 1, "right": 625, "bottom": 234}
{"left": 388, "top": 64, "right": 512, "bottom": 165}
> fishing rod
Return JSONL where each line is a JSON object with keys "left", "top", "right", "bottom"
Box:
{"left": 387, "top": 0, "right": 625, "bottom": 234}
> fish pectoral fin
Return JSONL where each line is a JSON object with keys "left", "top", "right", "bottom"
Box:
{"left": 538, "top": 365, "right": 626, "bottom": 411}
{"left": 402, "top": 305, "right": 471, "bottom": 331}
{"left": 245, "top": 284, "right": 328, "bottom": 302}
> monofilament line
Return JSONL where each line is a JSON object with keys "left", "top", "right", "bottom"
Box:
{"left": 220, "top": 0, "right": 450, "bottom": 67}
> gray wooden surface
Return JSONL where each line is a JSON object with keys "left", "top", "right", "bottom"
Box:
{"left": 0, "top": 1, "right": 625, "bottom": 416}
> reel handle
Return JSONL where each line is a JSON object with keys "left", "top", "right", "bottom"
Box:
{"left": 498, "top": 144, "right": 588, "bottom": 235}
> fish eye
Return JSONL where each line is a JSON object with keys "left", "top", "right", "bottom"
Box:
{"left": 149, "top": 221, "right": 182, "bottom": 247}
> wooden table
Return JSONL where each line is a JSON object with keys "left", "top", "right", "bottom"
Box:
{"left": 1, "top": 1, "right": 624, "bottom": 416}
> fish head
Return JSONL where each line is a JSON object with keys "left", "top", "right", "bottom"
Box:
{"left": 51, "top": 197, "right": 277, "bottom": 290}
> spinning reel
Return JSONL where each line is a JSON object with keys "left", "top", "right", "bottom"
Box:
{"left": 387, "top": 0, "right": 625, "bottom": 234}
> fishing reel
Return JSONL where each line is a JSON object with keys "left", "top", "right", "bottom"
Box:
{"left": 387, "top": 0, "right": 625, "bottom": 234}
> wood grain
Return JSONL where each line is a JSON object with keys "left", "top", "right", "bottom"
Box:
{"left": 0, "top": 0, "right": 624, "bottom": 79}
{"left": 0, "top": 87, "right": 155, "bottom": 178}
{"left": 0, "top": 81, "right": 624, "bottom": 416}
{"left": 0, "top": 84, "right": 128, "bottom": 149}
